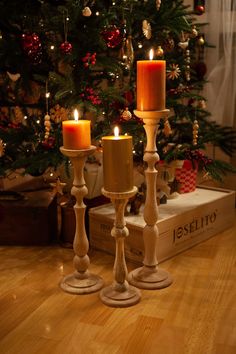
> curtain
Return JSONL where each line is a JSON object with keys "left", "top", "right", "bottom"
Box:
{"left": 205, "top": 0, "right": 236, "bottom": 127}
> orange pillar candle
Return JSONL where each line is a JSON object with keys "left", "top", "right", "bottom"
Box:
{"left": 137, "top": 49, "right": 166, "bottom": 111}
{"left": 102, "top": 127, "right": 133, "bottom": 193}
{"left": 62, "top": 109, "right": 91, "bottom": 150}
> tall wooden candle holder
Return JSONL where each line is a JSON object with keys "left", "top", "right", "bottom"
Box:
{"left": 100, "top": 187, "right": 141, "bottom": 307}
{"left": 128, "top": 110, "right": 173, "bottom": 289}
{"left": 60, "top": 146, "right": 104, "bottom": 294}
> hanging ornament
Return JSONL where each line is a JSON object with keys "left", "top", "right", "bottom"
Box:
{"left": 194, "top": 0, "right": 205, "bottom": 15}
{"left": 142, "top": 20, "right": 152, "bottom": 40}
{"left": 82, "top": 6, "right": 92, "bottom": 17}
{"left": 178, "top": 39, "right": 189, "bottom": 50}
{"left": 50, "top": 177, "right": 66, "bottom": 195}
{"left": 156, "top": 0, "right": 161, "bottom": 10}
{"left": 167, "top": 64, "right": 181, "bottom": 80}
{"left": 164, "top": 117, "right": 172, "bottom": 137}
{"left": 60, "top": 41, "right": 73, "bottom": 54}
{"left": 44, "top": 82, "right": 51, "bottom": 141}
{"left": 198, "top": 99, "right": 206, "bottom": 109}
{"left": 194, "top": 34, "right": 207, "bottom": 80}
{"left": 178, "top": 31, "right": 189, "bottom": 50}
{"left": 44, "top": 114, "right": 51, "bottom": 140}
{"left": 120, "top": 35, "right": 134, "bottom": 69}
{"left": 21, "top": 33, "right": 42, "bottom": 64}
{"left": 0, "top": 139, "right": 5, "bottom": 157}
{"left": 7, "top": 71, "right": 21, "bottom": 82}
{"left": 191, "top": 26, "right": 198, "bottom": 38}
{"left": 101, "top": 25, "right": 123, "bottom": 49}
{"left": 60, "top": 11, "right": 72, "bottom": 54}
{"left": 193, "top": 119, "right": 199, "bottom": 145}
{"left": 185, "top": 49, "right": 191, "bottom": 81}
{"left": 156, "top": 46, "right": 164, "bottom": 57}
{"left": 121, "top": 107, "right": 132, "bottom": 121}
{"left": 197, "top": 35, "right": 205, "bottom": 46}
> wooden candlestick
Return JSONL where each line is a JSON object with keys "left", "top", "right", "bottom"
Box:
{"left": 128, "top": 110, "right": 173, "bottom": 289}
{"left": 100, "top": 187, "right": 141, "bottom": 307}
{"left": 60, "top": 146, "right": 104, "bottom": 294}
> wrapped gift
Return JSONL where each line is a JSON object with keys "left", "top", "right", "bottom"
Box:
{"left": 0, "top": 189, "right": 58, "bottom": 245}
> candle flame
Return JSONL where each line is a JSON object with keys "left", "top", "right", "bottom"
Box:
{"left": 74, "top": 109, "right": 79, "bottom": 121}
{"left": 114, "top": 126, "right": 119, "bottom": 137}
{"left": 149, "top": 48, "right": 154, "bottom": 60}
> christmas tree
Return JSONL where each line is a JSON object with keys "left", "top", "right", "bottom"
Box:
{"left": 0, "top": 0, "right": 235, "bottom": 181}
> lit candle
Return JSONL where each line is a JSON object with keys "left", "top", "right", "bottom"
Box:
{"left": 102, "top": 127, "right": 133, "bottom": 193}
{"left": 137, "top": 49, "right": 166, "bottom": 111}
{"left": 62, "top": 109, "right": 91, "bottom": 150}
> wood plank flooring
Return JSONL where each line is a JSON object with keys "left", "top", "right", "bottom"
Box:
{"left": 0, "top": 214, "right": 235, "bottom": 354}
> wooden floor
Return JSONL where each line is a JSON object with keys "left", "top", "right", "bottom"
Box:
{"left": 0, "top": 215, "right": 236, "bottom": 354}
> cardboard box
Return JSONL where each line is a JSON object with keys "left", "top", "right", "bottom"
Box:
{"left": 0, "top": 190, "right": 58, "bottom": 245}
{"left": 89, "top": 186, "right": 235, "bottom": 264}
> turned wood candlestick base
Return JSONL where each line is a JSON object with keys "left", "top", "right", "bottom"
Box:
{"left": 60, "top": 146, "right": 104, "bottom": 294}
{"left": 128, "top": 110, "right": 173, "bottom": 290}
{"left": 100, "top": 187, "right": 141, "bottom": 307}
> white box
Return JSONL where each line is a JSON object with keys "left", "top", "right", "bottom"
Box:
{"left": 89, "top": 186, "right": 235, "bottom": 264}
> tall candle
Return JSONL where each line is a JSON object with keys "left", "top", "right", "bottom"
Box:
{"left": 137, "top": 49, "right": 166, "bottom": 111}
{"left": 62, "top": 109, "right": 91, "bottom": 150}
{"left": 102, "top": 127, "right": 133, "bottom": 193}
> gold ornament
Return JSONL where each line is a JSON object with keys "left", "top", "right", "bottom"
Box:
{"left": 156, "top": 46, "right": 164, "bottom": 57}
{"left": 82, "top": 7, "right": 92, "bottom": 17}
{"left": 44, "top": 114, "right": 51, "bottom": 140}
{"left": 167, "top": 64, "right": 181, "bottom": 80}
{"left": 198, "top": 100, "right": 206, "bottom": 109}
{"left": 193, "top": 119, "right": 199, "bottom": 145}
{"left": 198, "top": 36, "right": 205, "bottom": 46}
{"left": 121, "top": 107, "right": 132, "bottom": 121}
{"left": 0, "top": 139, "right": 5, "bottom": 157}
{"left": 142, "top": 20, "right": 152, "bottom": 40}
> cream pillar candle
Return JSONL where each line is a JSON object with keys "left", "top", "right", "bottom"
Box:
{"left": 102, "top": 127, "right": 133, "bottom": 193}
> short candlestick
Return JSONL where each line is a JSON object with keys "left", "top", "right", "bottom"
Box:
{"left": 128, "top": 110, "right": 173, "bottom": 289}
{"left": 100, "top": 187, "right": 141, "bottom": 307}
{"left": 60, "top": 146, "right": 104, "bottom": 294}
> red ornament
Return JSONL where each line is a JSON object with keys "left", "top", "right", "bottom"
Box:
{"left": 194, "top": 1, "right": 205, "bottom": 15}
{"left": 60, "top": 41, "right": 73, "bottom": 54}
{"left": 101, "top": 25, "right": 123, "bottom": 49}
{"left": 195, "top": 5, "right": 205, "bottom": 15}
{"left": 21, "top": 33, "right": 42, "bottom": 63}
